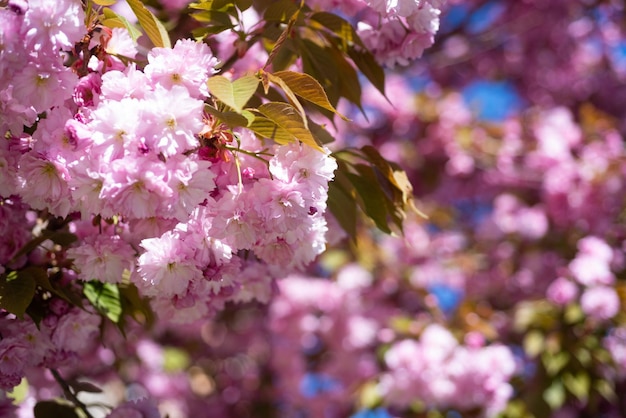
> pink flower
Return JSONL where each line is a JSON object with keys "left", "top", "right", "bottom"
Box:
{"left": 101, "top": 155, "right": 172, "bottom": 219}
{"left": 142, "top": 85, "right": 204, "bottom": 157}
{"left": 73, "top": 72, "right": 102, "bottom": 107}
{"left": 569, "top": 254, "right": 614, "bottom": 286}
{"left": 0, "top": 337, "right": 30, "bottom": 389}
{"left": 577, "top": 236, "right": 613, "bottom": 262}
{"left": 22, "top": 0, "right": 85, "bottom": 50}
{"left": 100, "top": 65, "right": 150, "bottom": 101}
{"left": 89, "top": 97, "right": 145, "bottom": 161}
{"left": 269, "top": 143, "right": 337, "bottom": 202}
{"left": 137, "top": 230, "right": 203, "bottom": 297}
{"left": 580, "top": 286, "right": 620, "bottom": 320}
{"left": 67, "top": 234, "right": 135, "bottom": 283}
{"left": 51, "top": 308, "right": 101, "bottom": 353}
{"left": 17, "top": 152, "right": 73, "bottom": 217}
{"left": 10, "top": 63, "right": 77, "bottom": 113}
{"left": 145, "top": 39, "right": 219, "bottom": 99}
{"left": 546, "top": 277, "right": 579, "bottom": 306}
{"left": 104, "top": 27, "right": 138, "bottom": 59}
{"left": 165, "top": 156, "right": 216, "bottom": 221}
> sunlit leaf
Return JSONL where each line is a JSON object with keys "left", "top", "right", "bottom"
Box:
{"left": 595, "top": 379, "right": 617, "bottom": 402}
{"left": 163, "top": 347, "right": 190, "bottom": 372}
{"left": 248, "top": 116, "right": 297, "bottom": 145}
{"left": 563, "top": 372, "right": 590, "bottom": 402}
{"left": 204, "top": 104, "right": 254, "bottom": 128}
{"left": 260, "top": 70, "right": 308, "bottom": 128}
{"left": 358, "top": 381, "right": 382, "bottom": 409}
{"left": 542, "top": 351, "right": 569, "bottom": 376}
{"left": 207, "top": 75, "right": 259, "bottom": 113}
{"left": 310, "top": 12, "right": 364, "bottom": 48}
{"left": 92, "top": 0, "right": 117, "bottom": 5}
{"left": 189, "top": 0, "right": 235, "bottom": 11}
{"left": 272, "top": 70, "right": 348, "bottom": 120}
{"left": 543, "top": 381, "right": 566, "bottom": 410}
{"left": 84, "top": 281, "right": 122, "bottom": 323}
{"left": 523, "top": 330, "right": 545, "bottom": 358}
{"left": 126, "top": 0, "right": 171, "bottom": 48}
{"left": 257, "top": 102, "right": 324, "bottom": 151}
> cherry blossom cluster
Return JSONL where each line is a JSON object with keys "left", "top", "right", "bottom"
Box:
{"left": 268, "top": 268, "right": 518, "bottom": 417}
{"left": 380, "top": 324, "right": 516, "bottom": 416}
{"left": 0, "top": 0, "right": 338, "bottom": 331}
{"left": 0, "top": 0, "right": 84, "bottom": 135}
{"left": 306, "top": 0, "right": 445, "bottom": 66}
{"left": 0, "top": 305, "right": 101, "bottom": 390}
{"left": 547, "top": 236, "right": 621, "bottom": 321}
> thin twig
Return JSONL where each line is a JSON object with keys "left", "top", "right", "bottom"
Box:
{"left": 50, "top": 369, "right": 94, "bottom": 418}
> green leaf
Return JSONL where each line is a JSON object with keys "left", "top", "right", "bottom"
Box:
{"left": 523, "top": 330, "right": 545, "bottom": 358}
{"left": 43, "top": 230, "right": 77, "bottom": 247}
{"left": 207, "top": 75, "right": 259, "bottom": 113}
{"left": 300, "top": 39, "right": 340, "bottom": 105}
{"left": 163, "top": 347, "right": 190, "bottom": 372}
{"left": 266, "top": 38, "right": 297, "bottom": 71}
{"left": 235, "top": 0, "right": 253, "bottom": 10}
{"left": 595, "top": 379, "right": 617, "bottom": 402}
{"left": 101, "top": 7, "right": 143, "bottom": 42}
{"left": 84, "top": 281, "right": 122, "bottom": 323}
{"left": 260, "top": 70, "right": 308, "bottom": 128}
{"left": 119, "top": 282, "right": 155, "bottom": 328}
{"left": 328, "top": 172, "right": 357, "bottom": 239}
{"left": 263, "top": 0, "right": 300, "bottom": 22}
{"left": 310, "top": 12, "right": 364, "bottom": 49}
{"left": 345, "top": 165, "right": 393, "bottom": 234}
{"left": 543, "top": 381, "right": 566, "bottom": 410}
{"left": 308, "top": 118, "right": 335, "bottom": 145}
{"left": 299, "top": 39, "right": 364, "bottom": 114}
{"left": 359, "top": 381, "right": 382, "bottom": 409}
{"left": 347, "top": 46, "right": 386, "bottom": 98}
{"left": 563, "top": 372, "right": 590, "bottom": 402}
{"left": 126, "top": 0, "right": 171, "bottom": 48}
{"left": 263, "top": 7, "right": 299, "bottom": 70}
{"left": 189, "top": 0, "right": 236, "bottom": 11}
{"left": 204, "top": 104, "right": 254, "bottom": 128}
{"left": 257, "top": 102, "right": 324, "bottom": 151}
{"left": 272, "top": 70, "right": 348, "bottom": 120}
{"left": 248, "top": 116, "right": 297, "bottom": 145}
{"left": 357, "top": 146, "right": 424, "bottom": 219}
{"left": 542, "top": 351, "right": 570, "bottom": 376}
{"left": 34, "top": 400, "right": 80, "bottom": 418}
{"left": 0, "top": 269, "right": 37, "bottom": 318}
{"left": 67, "top": 380, "right": 103, "bottom": 394}
{"left": 564, "top": 303, "right": 584, "bottom": 324}
{"left": 92, "top": 0, "right": 117, "bottom": 5}
{"left": 190, "top": 10, "right": 234, "bottom": 29}
{"left": 330, "top": 46, "right": 364, "bottom": 113}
